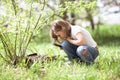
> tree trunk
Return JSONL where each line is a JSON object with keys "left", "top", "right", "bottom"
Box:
{"left": 63, "top": 11, "right": 68, "bottom": 20}
{"left": 86, "top": 9, "right": 95, "bottom": 30}
{"left": 90, "top": 16, "right": 94, "bottom": 30}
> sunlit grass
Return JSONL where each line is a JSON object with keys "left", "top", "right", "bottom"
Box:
{"left": 0, "top": 25, "right": 120, "bottom": 80}
{"left": 0, "top": 44, "right": 119, "bottom": 80}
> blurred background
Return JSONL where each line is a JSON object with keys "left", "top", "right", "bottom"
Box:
{"left": 0, "top": 0, "right": 120, "bottom": 45}
{"left": 0, "top": 0, "right": 120, "bottom": 55}
{"left": 29, "top": 0, "right": 120, "bottom": 46}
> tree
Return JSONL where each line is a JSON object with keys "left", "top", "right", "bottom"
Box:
{"left": 44, "top": 0, "right": 97, "bottom": 28}
{"left": 0, "top": 0, "right": 97, "bottom": 65}
{"left": 0, "top": 0, "right": 53, "bottom": 65}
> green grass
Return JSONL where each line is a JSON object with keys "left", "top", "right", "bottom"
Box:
{"left": 88, "top": 24, "right": 120, "bottom": 46}
{"left": 0, "top": 45, "right": 120, "bottom": 80}
{"left": 0, "top": 24, "right": 120, "bottom": 80}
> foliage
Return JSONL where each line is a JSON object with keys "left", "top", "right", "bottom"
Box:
{"left": 54, "top": 0, "right": 97, "bottom": 17}
{"left": 88, "top": 24, "right": 120, "bottom": 46}
{"left": 0, "top": 0, "right": 53, "bottom": 65}
{"left": 31, "top": 0, "right": 97, "bottom": 43}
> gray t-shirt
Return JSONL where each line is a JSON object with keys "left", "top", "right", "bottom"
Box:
{"left": 71, "top": 25, "right": 97, "bottom": 47}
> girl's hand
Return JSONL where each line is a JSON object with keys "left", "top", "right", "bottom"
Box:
{"left": 66, "top": 32, "right": 86, "bottom": 46}
{"left": 66, "top": 37, "right": 72, "bottom": 41}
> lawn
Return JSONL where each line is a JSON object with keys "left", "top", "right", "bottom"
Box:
{"left": 0, "top": 25, "right": 120, "bottom": 80}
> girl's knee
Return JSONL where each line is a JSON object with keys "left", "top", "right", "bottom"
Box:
{"left": 76, "top": 46, "right": 87, "bottom": 56}
{"left": 76, "top": 46, "right": 94, "bottom": 62}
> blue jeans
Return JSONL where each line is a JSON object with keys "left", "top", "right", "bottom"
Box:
{"left": 61, "top": 40, "right": 99, "bottom": 63}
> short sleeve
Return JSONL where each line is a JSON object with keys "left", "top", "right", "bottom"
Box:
{"left": 71, "top": 25, "right": 82, "bottom": 39}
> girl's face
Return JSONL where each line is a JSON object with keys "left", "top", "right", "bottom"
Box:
{"left": 54, "top": 28, "right": 66, "bottom": 40}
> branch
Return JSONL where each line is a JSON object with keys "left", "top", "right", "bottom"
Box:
{"left": 11, "top": 0, "right": 17, "bottom": 15}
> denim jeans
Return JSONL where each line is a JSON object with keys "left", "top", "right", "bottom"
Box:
{"left": 61, "top": 40, "right": 99, "bottom": 63}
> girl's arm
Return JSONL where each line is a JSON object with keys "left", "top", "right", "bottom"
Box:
{"left": 66, "top": 32, "right": 86, "bottom": 46}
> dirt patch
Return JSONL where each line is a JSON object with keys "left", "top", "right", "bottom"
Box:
{"left": 25, "top": 53, "right": 58, "bottom": 68}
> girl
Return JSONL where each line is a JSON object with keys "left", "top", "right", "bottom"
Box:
{"left": 50, "top": 20, "right": 99, "bottom": 64}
